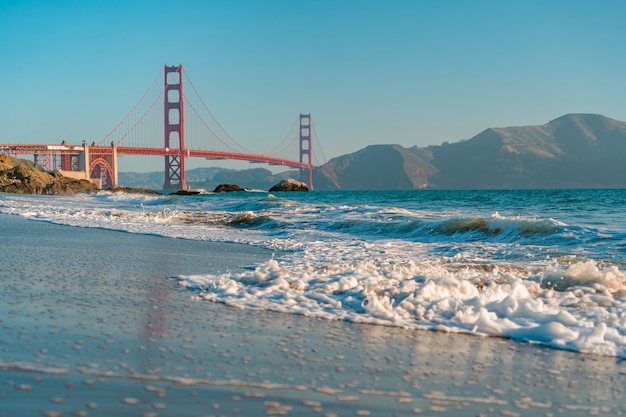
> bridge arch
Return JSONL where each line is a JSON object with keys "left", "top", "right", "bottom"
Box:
{"left": 89, "top": 157, "right": 114, "bottom": 189}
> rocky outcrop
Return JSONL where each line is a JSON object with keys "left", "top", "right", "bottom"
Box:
{"left": 0, "top": 157, "right": 99, "bottom": 195}
{"left": 268, "top": 179, "right": 309, "bottom": 192}
{"left": 0, "top": 155, "right": 13, "bottom": 171}
{"left": 213, "top": 183, "right": 245, "bottom": 193}
{"left": 169, "top": 190, "right": 201, "bottom": 195}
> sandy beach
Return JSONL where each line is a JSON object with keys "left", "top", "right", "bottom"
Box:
{"left": 1, "top": 214, "right": 625, "bottom": 417}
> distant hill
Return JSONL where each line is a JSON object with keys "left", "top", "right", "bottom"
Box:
{"left": 313, "top": 114, "right": 626, "bottom": 190}
{"left": 313, "top": 144, "right": 436, "bottom": 190}
{"left": 119, "top": 167, "right": 236, "bottom": 190}
{"left": 190, "top": 167, "right": 298, "bottom": 191}
{"left": 119, "top": 166, "right": 298, "bottom": 191}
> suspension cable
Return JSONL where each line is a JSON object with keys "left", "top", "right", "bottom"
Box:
{"left": 183, "top": 70, "right": 254, "bottom": 154}
{"left": 262, "top": 116, "right": 299, "bottom": 156}
{"left": 184, "top": 97, "right": 241, "bottom": 152}
{"left": 312, "top": 123, "right": 327, "bottom": 165}
{"left": 98, "top": 68, "right": 163, "bottom": 145}
{"left": 114, "top": 86, "right": 166, "bottom": 146}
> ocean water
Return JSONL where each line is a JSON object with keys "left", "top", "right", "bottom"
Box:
{"left": 2, "top": 188, "right": 626, "bottom": 358}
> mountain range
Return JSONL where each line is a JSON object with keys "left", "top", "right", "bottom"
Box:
{"left": 119, "top": 114, "right": 626, "bottom": 191}
{"left": 313, "top": 113, "right": 626, "bottom": 190}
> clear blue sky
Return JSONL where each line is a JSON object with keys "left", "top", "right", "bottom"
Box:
{"left": 2, "top": 0, "right": 626, "bottom": 172}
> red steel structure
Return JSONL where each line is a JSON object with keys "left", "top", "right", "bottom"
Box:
{"left": 0, "top": 65, "right": 317, "bottom": 190}
{"left": 1, "top": 143, "right": 81, "bottom": 172}
{"left": 0, "top": 143, "right": 316, "bottom": 190}
{"left": 299, "top": 114, "right": 312, "bottom": 186}
{"left": 164, "top": 65, "right": 186, "bottom": 190}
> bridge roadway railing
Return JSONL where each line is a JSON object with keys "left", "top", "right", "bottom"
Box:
{"left": 0, "top": 143, "right": 84, "bottom": 155}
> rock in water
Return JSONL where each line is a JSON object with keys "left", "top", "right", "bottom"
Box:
{"left": 169, "top": 190, "right": 201, "bottom": 195}
{"left": 268, "top": 179, "right": 309, "bottom": 192}
{"left": 213, "top": 183, "right": 245, "bottom": 193}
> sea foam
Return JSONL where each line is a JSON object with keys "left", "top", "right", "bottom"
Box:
{"left": 176, "top": 255, "right": 626, "bottom": 357}
{"left": 3, "top": 190, "right": 626, "bottom": 357}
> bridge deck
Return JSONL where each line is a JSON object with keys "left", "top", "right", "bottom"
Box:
{"left": 1, "top": 144, "right": 313, "bottom": 170}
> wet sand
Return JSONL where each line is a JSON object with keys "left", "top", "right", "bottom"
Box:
{"left": 1, "top": 214, "right": 625, "bottom": 417}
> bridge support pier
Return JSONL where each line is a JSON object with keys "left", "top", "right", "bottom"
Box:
{"left": 79, "top": 142, "right": 90, "bottom": 173}
{"left": 82, "top": 142, "right": 118, "bottom": 189}
{"left": 299, "top": 113, "right": 313, "bottom": 189}
{"left": 111, "top": 144, "right": 118, "bottom": 188}
{"left": 163, "top": 64, "right": 186, "bottom": 191}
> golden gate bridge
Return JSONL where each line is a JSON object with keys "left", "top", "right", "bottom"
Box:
{"left": 0, "top": 65, "right": 323, "bottom": 190}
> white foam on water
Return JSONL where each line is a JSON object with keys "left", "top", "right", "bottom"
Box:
{"left": 3, "top": 192, "right": 626, "bottom": 358}
{"left": 177, "top": 250, "right": 626, "bottom": 358}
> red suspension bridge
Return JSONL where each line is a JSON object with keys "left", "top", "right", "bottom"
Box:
{"left": 0, "top": 65, "right": 323, "bottom": 190}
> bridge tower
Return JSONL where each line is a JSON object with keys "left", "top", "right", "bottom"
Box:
{"left": 163, "top": 65, "right": 186, "bottom": 190}
{"left": 299, "top": 113, "right": 313, "bottom": 188}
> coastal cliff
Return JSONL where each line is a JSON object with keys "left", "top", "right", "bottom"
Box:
{"left": 0, "top": 155, "right": 99, "bottom": 195}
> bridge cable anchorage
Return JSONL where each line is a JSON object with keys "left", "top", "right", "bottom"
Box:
{"left": 183, "top": 71, "right": 255, "bottom": 154}
{"left": 98, "top": 68, "right": 164, "bottom": 146}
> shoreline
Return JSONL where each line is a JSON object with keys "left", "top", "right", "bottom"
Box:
{"left": 1, "top": 213, "right": 625, "bottom": 416}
